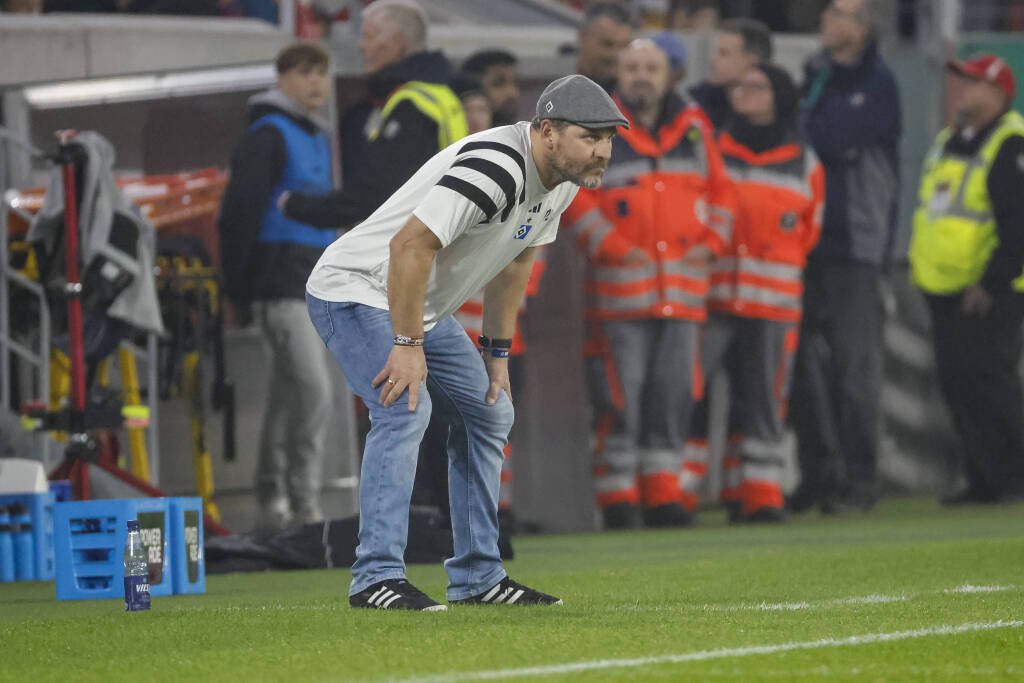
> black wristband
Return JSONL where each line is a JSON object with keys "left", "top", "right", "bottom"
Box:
{"left": 478, "top": 335, "right": 513, "bottom": 349}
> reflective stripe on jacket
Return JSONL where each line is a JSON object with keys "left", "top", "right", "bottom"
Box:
{"left": 372, "top": 80, "right": 469, "bottom": 151}
{"left": 708, "top": 133, "right": 824, "bottom": 322}
{"left": 453, "top": 249, "right": 547, "bottom": 356}
{"left": 562, "top": 97, "right": 735, "bottom": 322}
{"left": 909, "top": 110, "right": 1024, "bottom": 294}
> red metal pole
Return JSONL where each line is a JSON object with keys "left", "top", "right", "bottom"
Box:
{"left": 56, "top": 131, "right": 86, "bottom": 416}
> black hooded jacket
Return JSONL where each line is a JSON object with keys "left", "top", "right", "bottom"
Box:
{"left": 688, "top": 81, "right": 733, "bottom": 131}
{"left": 217, "top": 90, "right": 335, "bottom": 303}
{"left": 283, "top": 50, "right": 456, "bottom": 229}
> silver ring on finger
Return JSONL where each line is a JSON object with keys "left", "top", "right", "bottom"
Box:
{"left": 387, "top": 378, "right": 396, "bottom": 385}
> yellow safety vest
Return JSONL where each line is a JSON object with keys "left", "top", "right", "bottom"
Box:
{"left": 910, "top": 110, "right": 1024, "bottom": 294}
{"left": 368, "top": 80, "right": 468, "bottom": 151}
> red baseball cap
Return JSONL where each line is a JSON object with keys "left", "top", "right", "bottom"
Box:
{"left": 947, "top": 53, "right": 1016, "bottom": 100}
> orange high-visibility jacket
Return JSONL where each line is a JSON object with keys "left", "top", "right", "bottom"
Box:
{"left": 454, "top": 248, "right": 547, "bottom": 356}
{"left": 708, "top": 132, "right": 824, "bottom": 322}
{"left": 562, "top": 95, "right": 735, "bottom": 323}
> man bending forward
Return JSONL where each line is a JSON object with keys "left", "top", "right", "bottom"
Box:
{"left": 306, "top": 75, "right": 627, "bottom": 610}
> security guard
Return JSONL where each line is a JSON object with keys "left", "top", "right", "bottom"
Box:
{"left": 281, "top": 0, "right": 467, "bottom": 228}
{"left": 909, "top": 54, "right": 1024, "bottom": 504}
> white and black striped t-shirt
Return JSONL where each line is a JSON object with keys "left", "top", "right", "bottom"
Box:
{"left": 306, "top": 122, "right": 579, "bottom": 329}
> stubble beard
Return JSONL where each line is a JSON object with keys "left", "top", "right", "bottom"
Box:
{"left": 550, "top": 148, "right": 607, "bottom": 189}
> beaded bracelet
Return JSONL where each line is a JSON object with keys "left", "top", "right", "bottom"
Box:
{"left": 394, "top": 334, "right": 424, "bottom": 347}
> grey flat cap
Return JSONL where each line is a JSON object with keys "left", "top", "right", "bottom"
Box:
{"left": 535, "top": 74, "right": 630, "bottom": 130}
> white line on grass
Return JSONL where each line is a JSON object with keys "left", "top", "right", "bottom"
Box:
{"left": 945, "top": 584, "right": 1015, "bottom": 594}
{"left": 707, "top": 593, "right": 909, "bottom": 612}
{"left": 605, "top": 583, "right": 1015, "bottom": 613}
{"left": 396, "top": 620, "right": 1024, "bottom": 683}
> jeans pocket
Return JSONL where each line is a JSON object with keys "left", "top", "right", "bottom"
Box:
{"left": 306, "top": 294, "right": 335, "bottom": 344}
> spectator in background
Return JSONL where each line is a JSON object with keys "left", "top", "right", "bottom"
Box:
{"left": 451, "top": 74, "right": 493, "bottom": 134}
{"left": 668, "top": 0, "right": 720, "bottom": 31}
{"left": 909, "top": 55, "right": 1024, "bottom": 505}
{"left": 576, "top": 1, "right": 633, "bottom": 93}
{"left": 650, "top": 31, "right": 688, "bottom": 91}
{"left": 218, "top": 43, "right": 336, "bottom": 533}
{"left": 689, "top": 18, "right": 773, "bottom": 130}
{"left": 683, "top": 63, "right": 824, "bottom": 524}
{"left": 462, "top": 49, "right": 521, "bottom": 127}
{"left": 282, "top": 0, "right": 466, "bottom": 228}
{"left": 788, "top": 0, "right": 901, "bottom": 514}
{"left": 562, "top": 39, "right": 733, "bottom": 529}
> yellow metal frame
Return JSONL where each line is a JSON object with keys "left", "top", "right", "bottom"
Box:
{"left": 157, "top": 254, "right": 223, "bottom": 522}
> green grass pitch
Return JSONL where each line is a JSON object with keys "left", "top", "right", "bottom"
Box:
{"left": 2, "top": 498, "right": 1023, "bottom": 682}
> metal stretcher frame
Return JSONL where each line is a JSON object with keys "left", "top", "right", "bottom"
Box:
{"left": 0, "top": 126, "right": 160, "bottom": 484}
{"left": 1, "top": 126, "right": 51, "bottom": 466}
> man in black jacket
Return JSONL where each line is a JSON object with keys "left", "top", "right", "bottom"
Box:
{"left": 788, "top": 0, "right": 901, "bottom": 514}
{"left": 218, "top": 43, "right": 336, "bottom": 533}
{"left": 281, "top": 0, "right": 466, "bottom": 229}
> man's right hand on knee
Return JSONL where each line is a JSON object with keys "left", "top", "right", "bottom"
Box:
{"left": 373, "top": 345, "right": 428, "bottom": 410}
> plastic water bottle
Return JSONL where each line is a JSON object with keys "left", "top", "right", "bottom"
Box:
{"left": 0, "top": 507, "right": 14, "bottom": 583}
{"left": 10, "top": 504, "right": 34, "bottom": 581}
{"left": 123, "top": 520, "right": 151, "bottom": 611}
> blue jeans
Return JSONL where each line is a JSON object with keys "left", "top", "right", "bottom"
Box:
{"left": 306, "top": 294, "right": 511, "bottom": 600}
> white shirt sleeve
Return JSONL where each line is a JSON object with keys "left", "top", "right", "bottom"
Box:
{"left": 413, "top": 182, "right": 488, "bottom": 248}
{"left": 413, "top": 154, "right": 525, "bottom": 248}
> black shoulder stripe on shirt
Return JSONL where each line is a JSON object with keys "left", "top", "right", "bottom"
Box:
{"left": 437, "top": 175, "right": 498, "bottom": 222}
{"left": 458, "top": 142, "right": 527, "bottom": 206}
{"left": 453, "top": 157, "right": 518, "bottom": 222}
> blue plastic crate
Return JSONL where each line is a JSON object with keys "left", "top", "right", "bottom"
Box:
{"left": 0, "top": 491, "right": 55, "bottom": 581}
{"left": 53, "top": 498, "right": 172, "bottom": 601}
{"left": 49, "top": 480, "right": 72, "bottom": 503}
{"left": 169, "top": 498, "right": 205, "bottom": 595}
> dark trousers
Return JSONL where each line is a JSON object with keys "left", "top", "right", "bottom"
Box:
{"left": 790, "top": 261, "right": 884, "bottom": 497}
{"left": 926, "top": 291, "right": 1024, "bottom": 497}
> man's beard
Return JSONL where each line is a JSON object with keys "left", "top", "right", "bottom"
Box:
{"left": 619, "top": 84, "right": 657, "bottom": 112}
{"left": 551, "top": 155, "right": 607, "bottom": 189}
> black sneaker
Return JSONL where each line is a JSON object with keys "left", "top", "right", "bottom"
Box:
{"left": 602, "top": 502, "right": 642, "bottom": 530}
{"left": 642, "top": 503, "right": 696, "bottom": 528}
{"left": 736, "top": 505, "right": 787, "bottom": 524}
{"left": 450, "top": 576, "right": 562, "bottom": 606}
{"left": 349, "top": 579, "right": 447, "bottom": 611}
